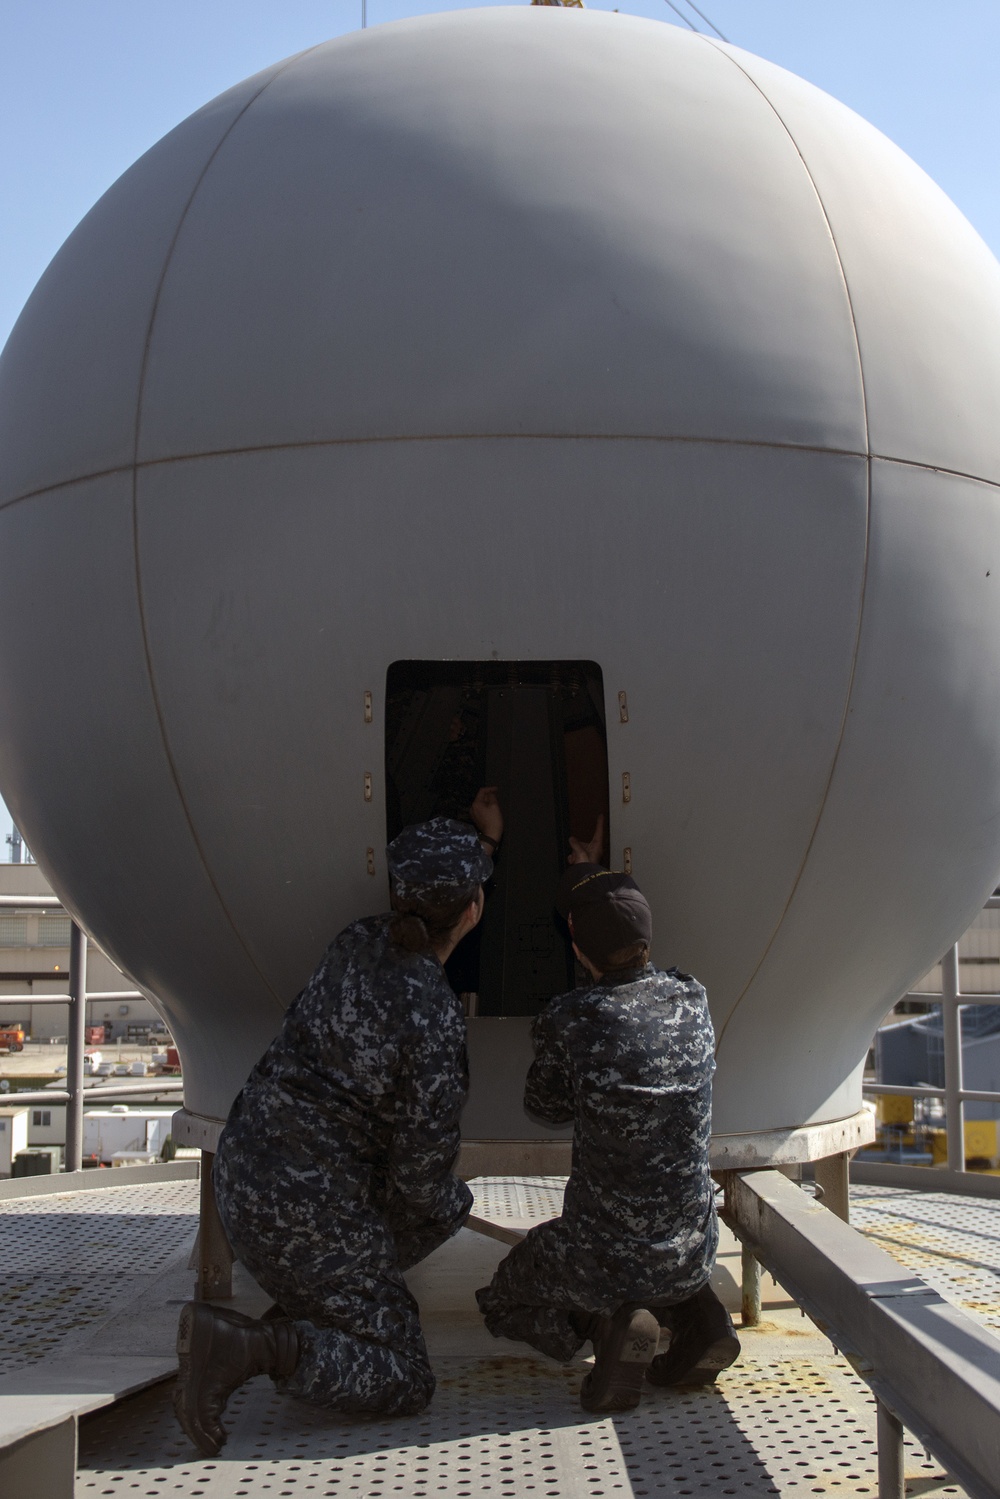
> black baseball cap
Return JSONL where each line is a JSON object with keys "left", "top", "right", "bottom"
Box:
{"left": 556, "top": 863, "right": 653, "bottom": 969}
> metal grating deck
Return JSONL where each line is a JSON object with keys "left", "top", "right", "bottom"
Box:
{"left": 77, "top": 1350, "right": 963, "bottom": 1497}
{"left": 471, "top": 1176, "right": 568, "bottom": 1223}
{"left": 0, "top": 1177, "right": 198, "bottom": 1376}
{"left": 67, "top": 1174, "right": 988, "bottom": 1498}
{"left": 850, "top": 1184, "right": 1000, "bottom": 1333}
{"left": 468, "top": 1175, "right": 570, "bottom": 1242}
{"left": 0, "top": 1172, "right": 992, "bottom": 1495}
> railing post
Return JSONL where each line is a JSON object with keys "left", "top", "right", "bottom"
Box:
{"left": 740, "top": 1242, "right": 761, "bottom": 1326}
{"left": 64, "top": 921, "right": 87, "bottom": 1174}
{"left": 941, "top": 944, "right": 965, "bottom": 1173}
{"left": 876, "top": 1398, "right": 905, "bottom": 1499}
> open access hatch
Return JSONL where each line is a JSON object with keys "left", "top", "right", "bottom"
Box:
{"left": 385, "top": 661, "right": 609, "bottom": 1017}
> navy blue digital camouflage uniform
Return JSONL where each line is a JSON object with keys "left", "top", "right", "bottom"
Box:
{"left": 214, "top": 818, "right": 490, "bottom": 1416}
{"left": 477, "top": 964, "right": 717, "bottom": 1361}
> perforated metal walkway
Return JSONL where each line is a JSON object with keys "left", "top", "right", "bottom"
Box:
{"left": 1, "top": 1173, "right": 994, "bottom": 1495}
{"left": 0, "top": 1176, "right": 198, "bottom": 1378}
{"left": 850, "top": 1183, "right": 1000, "bottom": 1336}
{"left": 77, "top": 1347, "right": 961, "bottom": 1499}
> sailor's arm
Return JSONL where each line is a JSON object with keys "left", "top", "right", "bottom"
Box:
{"left": 524, "top": 1006, "right": 575, "bottom": 1127}
{"left": 387, "top": 1003, "right": 471, "bottom": 1219}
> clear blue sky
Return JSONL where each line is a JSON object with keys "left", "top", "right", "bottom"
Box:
{"left": 1, "top": 1, "right": 998, "bottom": 847}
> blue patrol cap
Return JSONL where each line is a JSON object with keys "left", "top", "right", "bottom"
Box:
{"left": 386, "top": 817, "right": 492, "bottom": 901}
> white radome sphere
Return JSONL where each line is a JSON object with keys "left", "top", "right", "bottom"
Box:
{"left": 2, "top": 8, "right": 1000, "bottom": 1150}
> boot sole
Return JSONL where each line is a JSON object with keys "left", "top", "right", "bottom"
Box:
{"left": 580, "top": 1308, "right": 660, "bottom": 1413}
{"left": 648, "top": 1330, "right": 741, "bottom": 1387}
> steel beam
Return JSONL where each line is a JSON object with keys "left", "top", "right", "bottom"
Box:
{"left": 726, "top": 1168, "right": 1000, "bottom": 1499}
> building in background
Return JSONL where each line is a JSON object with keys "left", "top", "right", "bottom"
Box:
{"left": 0, "top": 863, "right": 163, "bottom": 1041}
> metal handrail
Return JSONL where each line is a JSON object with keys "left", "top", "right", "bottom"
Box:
{"left": 863, "top": 1082, "right": 1000, "bottom": 1105}
{"left": 726, "top": 1169, "right": 1000, "bottom": 1499}
{"left": 904, "top": 989, "right": 1000, "bottom": 1004}
{"left": 0, "top": 895, "right": 64, "bottom": 908}
{"left": 4, "top": 1080, "right": 184, "bottom": 1106}
{"left": 0, "top": 991, "right": 145, "bottom": 1004}
{"left": 869, "top": 902, "right": 1000, "bottom": 1174}
{"left": 0, "top": 894, "right": 180, "bottom": 1168}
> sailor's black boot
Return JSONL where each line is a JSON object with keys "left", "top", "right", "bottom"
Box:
{"left": 646, "top": 1283, "right": 740, "bottom": 1387}
{"left": 579, "top": 1304, "right": 660, "bottom": 1413}
{"left": 173, "top": 1302, "right": 299, "bottom": 1457}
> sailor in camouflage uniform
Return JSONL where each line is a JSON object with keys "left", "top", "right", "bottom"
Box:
{"left": 477, "top": 861, "right": 739, "bottom": 1411}
{"left": 174, "top": 802, "right": 501, "bottom": 1457}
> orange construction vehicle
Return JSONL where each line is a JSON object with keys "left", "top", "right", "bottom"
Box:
{"left": 0, "top": 1025, "right": 26, "bottom": 1053}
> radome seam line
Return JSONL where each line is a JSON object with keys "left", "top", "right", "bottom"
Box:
{"left": 129, "top": 51, "right": 327, "bottom": 1017}
{"left": 4, "top": 440, "right": 1000, "bottom": 517}
{"left": 704, "top": 38, "right": 874, "bottom": 1052}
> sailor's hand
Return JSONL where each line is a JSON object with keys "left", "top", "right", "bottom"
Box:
{"left": 471, "top": 786, "right": 503, "bottom": 845}
{"left": 568, "top": 812, "right": 605, "bottom": 865}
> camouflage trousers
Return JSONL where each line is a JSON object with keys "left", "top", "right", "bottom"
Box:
{"left": 476, "top": 1211, "right": 714, "bottom": 1364}
{"left": 214, "top": 1151, "right": 470, "bottom": 1416}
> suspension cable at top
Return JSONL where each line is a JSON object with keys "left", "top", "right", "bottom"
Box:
{"left": 682, "top": 1, "right": 729, "bottom": 43}
{"left": 663, "top": 0, "right": 730, "bottom": 45}
{"left": 662, "top": 0, "right": 699, "bottom": 31}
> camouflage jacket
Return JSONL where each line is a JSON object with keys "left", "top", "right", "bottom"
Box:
{"left": 218, "top": 915, "right": 470, "bottom": 1229}
{"left": 525, "top": 965, "right": 717, "bottom": 1251}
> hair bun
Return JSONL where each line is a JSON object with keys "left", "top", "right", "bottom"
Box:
{"left": 389, "top": 911, "right": 432, "bottom": 953}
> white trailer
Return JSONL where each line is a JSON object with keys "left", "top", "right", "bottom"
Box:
{"left": 0, "top": 1107, "right": 29, "bottom": 1176}
{"left": 82, "top": 1108, "right": 175, "bottom": 1165}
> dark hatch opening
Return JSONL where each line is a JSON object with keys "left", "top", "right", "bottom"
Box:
{"left": 385, "top": 660, "right": 610, "bottom": 1016}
